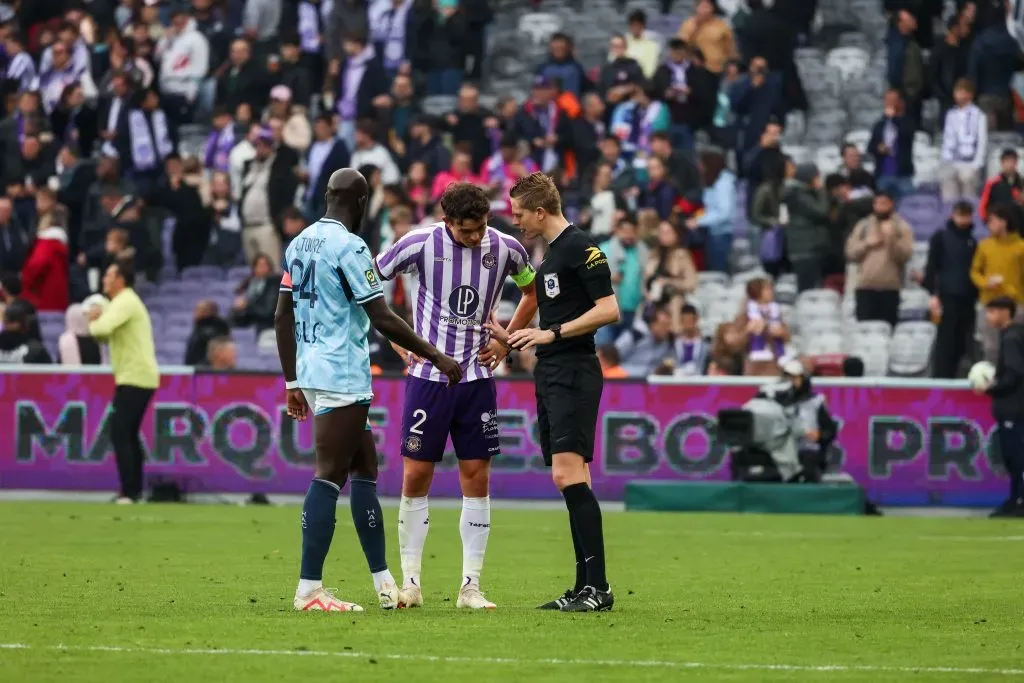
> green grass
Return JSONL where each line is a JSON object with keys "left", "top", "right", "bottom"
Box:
{"left": 0, "top": 502, "right": 1022, "bottom": 683}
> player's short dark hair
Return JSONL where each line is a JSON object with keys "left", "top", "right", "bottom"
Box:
{"left": 681, "top": 304, "right": 699, "bottom": 317}
{"left": 112, "top": 256, "right": 136, "bottom": 288}
{"left": 509, "top": 172, "right": 562, "bottom": 216}
{"left": 550, "top": 32, "right": 572, "bottom": 45}
{"left": 440, "top": 182, "right": 490, "bottom": 223}
{"left": 840, "top": 142, "right": 859, "bottom": 155}
{"left": 628, "top": 9, "right": 646, "bottom": 24}
{"left": 649, "top": 131, "right": 671, "bottom": 145}
{"left": 987, "top": 296, "right": 1017, "bottom": 318}
{"left": 952, "top": 200, "right": 974, "bottom": 216}
{"left": 1002, "top": 148, "right": 1019, "bottom": 161}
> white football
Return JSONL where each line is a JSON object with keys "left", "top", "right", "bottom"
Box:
{"left": 82, "top": 294, "right": 109, "bottom": 314}
{"left": 968, "top": 361, "right": 996, "bottom": 390}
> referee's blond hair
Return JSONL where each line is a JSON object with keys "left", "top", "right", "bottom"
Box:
{"left": 509, "top": 172, "right": 562, "bottom": 216}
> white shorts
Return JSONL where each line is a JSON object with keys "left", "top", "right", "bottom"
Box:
{"left": 301, "top": 390, "right": 374, "bottom": 417}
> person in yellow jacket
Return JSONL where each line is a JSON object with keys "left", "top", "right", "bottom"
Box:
{"left": 87, "top": 257, "right": 160, "bottom": 504}
{"left": 970, "top": 204, "right": 1024, "bottom": 361}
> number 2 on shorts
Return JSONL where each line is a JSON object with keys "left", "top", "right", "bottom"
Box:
{"left": 409, "top": 409, "right": 427, "bottom": 435}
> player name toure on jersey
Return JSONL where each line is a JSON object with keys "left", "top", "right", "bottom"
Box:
{"left": 280, "top": 217, "right": 384, "bottom": 395}
{"left": 376, "top": 222, "right": 535, "bottom": 383}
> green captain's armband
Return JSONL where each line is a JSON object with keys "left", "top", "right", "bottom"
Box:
{"left": 511, "top": 265, "right": 536, "bottom": 288}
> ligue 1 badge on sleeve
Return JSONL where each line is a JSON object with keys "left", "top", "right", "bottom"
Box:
{"left": 482, "top": 252, "right": 497, "bottom": 270}
{"left": 405, "top": 435, "right": 422, "bottom": 453}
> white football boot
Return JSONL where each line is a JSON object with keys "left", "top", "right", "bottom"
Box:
{"left": 293, "top": 586, "right": 364, "bottom": 612}
{"left": 456, "top": 580, "right": 496, "bottom": 610}
{"left": 398, "top": 582, "right": 423, "bottom": 608}
{"left": 378, "top": 581, "right": 400, "bottom": 610}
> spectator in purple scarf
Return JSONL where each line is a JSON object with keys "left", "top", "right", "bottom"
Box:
{"left": 204, "top": 106, "right": 236, "bottom": 173}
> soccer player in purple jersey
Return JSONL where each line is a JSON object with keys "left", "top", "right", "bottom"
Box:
{"left": 375, "top": 183, "right": 539, "bottom": 609}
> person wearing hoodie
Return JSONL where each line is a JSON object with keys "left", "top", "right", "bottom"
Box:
{"left": 971, "top": 204, "right": 1024, "bottom": 361}
{"left": 0, "top": 301, "right": 51, "bottom": 364}
{"left": 21, "top": 208, "right": 70, "bottom": 313}
{"left": 923, "top": 201, "right": 978, "bottom": 378}
{"left": 979, "top": 148, "right": 1024, "bottom": 224}
{"left": 782, "top": 162, "right": 831, "bottom": 292}
{"left": 58, "top": 303, "right": 102, "bottom": 366}
{"left": 845, "top": 192, "right": 915, "bottom": 328}
{"left": 158, "top": 10, "right": 211, "bottom": 128}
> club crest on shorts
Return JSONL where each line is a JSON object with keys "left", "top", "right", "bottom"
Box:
{"left": 405, "top": 435, "right": 422, "bottom": 453}
{"left": 544, "top": 273, "right": 560, "bottom": 298}
{"left": 482, "top": 252, "right": 497, "bottom": 270}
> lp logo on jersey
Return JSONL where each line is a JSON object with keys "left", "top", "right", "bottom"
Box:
{"left": 365, "top": 269, "right": 379, "bottom": 288}
{"left": 544, "top": 274, "right": 560, "bottom": 298}
{"left": 448, "top": 285, "right": 480, "bottom": 317}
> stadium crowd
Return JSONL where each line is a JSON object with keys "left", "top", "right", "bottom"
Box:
{"left": 0, "top": 0, "right": 1022, "bottom": 380}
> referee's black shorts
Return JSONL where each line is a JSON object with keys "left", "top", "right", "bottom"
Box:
{"left": 534, "top": 354, "right": 603, "bottom": 466}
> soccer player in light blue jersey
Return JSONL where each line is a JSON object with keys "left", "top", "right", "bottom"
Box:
{"left": 275, "top": 169, "right": 462, "bottom": 613}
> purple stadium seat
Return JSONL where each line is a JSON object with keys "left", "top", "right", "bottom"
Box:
{"left": 181, "top": 266, "right": 225, "bottom": 281}
{"left": 164, "top": 311, "right": 194, "bottom": 332}
{"left": 228, "top": 266, "right": 250, "bottom": 283}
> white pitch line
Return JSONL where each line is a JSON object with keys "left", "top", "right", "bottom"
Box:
{"left": 1, "top": 643, "right": 1022, "bottom": 677}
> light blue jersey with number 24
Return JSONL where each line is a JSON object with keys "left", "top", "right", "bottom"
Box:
{"left": 280, "top": 217, "right": 384, "bottom": 395}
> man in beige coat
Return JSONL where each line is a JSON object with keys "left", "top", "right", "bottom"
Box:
{"left": 845, "top": 192, "right": 915, "bottom": 328}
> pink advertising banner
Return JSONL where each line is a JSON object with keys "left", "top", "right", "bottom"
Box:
{"left": 0, "top": 371, "right": 1009, "bottom": 506}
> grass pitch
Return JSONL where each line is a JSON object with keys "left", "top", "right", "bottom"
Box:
{"left": 0, "top": 502, "right": 1022, "bottom": 683}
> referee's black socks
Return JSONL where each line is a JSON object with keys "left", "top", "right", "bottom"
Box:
{"left": 562, "top": 483, "right": 609, "bottom": 592}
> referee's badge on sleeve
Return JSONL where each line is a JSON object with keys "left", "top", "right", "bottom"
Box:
{"left": 544, "top": 273, "right": 560, "bottom": 298}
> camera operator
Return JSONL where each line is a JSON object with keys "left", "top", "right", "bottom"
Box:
{"left": 780, "top": 359, "right": 838, "bottom": 482}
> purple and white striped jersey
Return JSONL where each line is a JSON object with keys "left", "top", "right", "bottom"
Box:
{"left": 376, "top": 222, "right": 536, "bottom": 383}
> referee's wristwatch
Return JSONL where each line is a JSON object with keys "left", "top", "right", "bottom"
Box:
{"left": 548, "top": 324, "right": 562, "bottom": 341}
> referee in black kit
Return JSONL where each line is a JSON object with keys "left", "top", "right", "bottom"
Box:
{"left": 979, "top": 296, "right": 1024, "bottom": 518}
{"left": 486, "top": 173, "right": 621, "bottom": 612}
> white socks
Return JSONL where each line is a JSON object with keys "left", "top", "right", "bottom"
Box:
{"left": 398, "top": 495, "right": 429, "bottom": 588}
{"left": 296, "top": 579, "right": 321, "bottom": 597}
{"left": 372, "top": 568, "right": 396, "bottom": 592}
{"left": 460, "top": 496, "right": 491, "bottom": 587}
{"left": 397, "top": 495, "right": 492, "bottom": 589}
